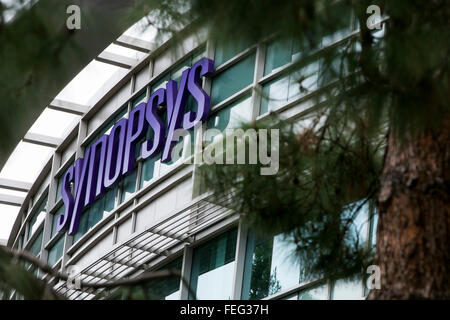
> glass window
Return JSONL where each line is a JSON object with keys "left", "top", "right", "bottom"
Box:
{"left": 145, "top": 257, "right": 183, "bottom": 300}
{"left": 331, "top": 278, "right": 364, "bottom": 300}
{"left": 88, "top": 196, "right": 105, "bottom": 228}
{"left": 291, "top": 36, "right": 313, "bottom": 61}
{"left": 151, "top": 74, "right": 170, "bottom": 93}
{"left": 86, "top": 107, "right": 128, "bottom": 151}
{"left": 51, "top": 205, "right": 65, "bottom": 238}
{"left": 120, "top": 170, "right": 137, "bottom": 204}
{"left": 317, "top": 46, "right": 350, "bottom": 87}
{"left": 260, "top": 59, "right": 319, "bottom": 115}
{"left": 189, "top": 228, "right": 238, "bottom": 300}
{"left": 298, "top": 284, "right": 328, "bottom": 300}
{"left": 103, "top": 107, "right": 128, "bottom": 136}
{"left": 140, "top": 154, "right": 158, "bottom": 188}
{"left": 264, "top": 38, "right": 294, "bottom": 76}
{"left": 47, "top": 235, "right": 64, "bottom": 267}
{"left": 151, "top": 48, "right": 206, "bottom": 94}
{"left": 207, "top": 95, "right": 252, "bottom": 133}
{"left": 264, "top": 37, "right": 314, "bottom": 76}
{"left": 104, "top": 185, "right": 118, "bottom": 214}
{"left": 73, "top": 185, "right": 117, "bottom": 243}
{"left": 206, "top": 95, "right": 253, "bottom": 149}
{"left": 214, "top": 39, "right": 252, "bottom": 67}
{"left": 242, "top": 232, "right": 301, "bottom": 300}
{"left": 211, "top": 53, "right": 255, "bottom": 106}
{"left": 260, "top": 74, "right": 290, "bottom": 115}
{"left": 321, "top": 25, "right": 352, "bottom": 48}
{"left": 55, "top": 176, "right": 63, "bottom": 201}
{"left": 132, "top": 90, "right": 147, "bottom": 108}
{"left": 28, "top": 197, "right": 47, "bottom": 240}
{"left": 73, "top": 208, "right": 89, "bottom": 243}
{"left": 288, "top": 61, "right": 319, "bottom": 99}
{"left": 29, "top": 230, "right": 43, "bottom": 256}
{"left": 320, "top": 10, "right": 353, "bottom": 47}
{"left": 171, "top": 58, "right": 191, "bottom": 83}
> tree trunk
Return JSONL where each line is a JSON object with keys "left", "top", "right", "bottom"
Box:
{"left": 370, "top": 120, "right": 450, "bottom": 299}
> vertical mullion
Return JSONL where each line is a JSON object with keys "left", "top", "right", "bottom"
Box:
{"left": 328, "top": 280, "right": 333, "bottom": 300}
{"left": 179, "top": 244, "right": 194, "bottom": 300}
{"left": 23, "top": 200, "right": 31, "bottom": 245}
{"left": 251, "top": 43, "right": 266, "bottom": 120}
{"left": 231, "top": 221, "right": 248, "bottom": 299}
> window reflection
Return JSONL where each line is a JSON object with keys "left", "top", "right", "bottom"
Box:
{"left": 298, "top": 284, "right": 328, "bottom": 300}
{"left": 331, "top": 278, "right": 364, "bottom": 300}
{"left": 211, "top": 54, "right": 255, "bottom": 106}
{"left": 264, "top": 37, "right": 310, "bottom": 76}
{"left": 260, "top": 74, "right": 290, "bottom": 114}
{"left": 28, "top": 198, "right": 47, "bottom": 240}
{"left": 207, "top": 95, "right": 252, "bottom": 144}
{"left": 242, "top": 232, "right": 301, "bottom": 300}
{"left": 260, "top": 59, "right": 319, "bottom": 115}
{"left": 190, "top": 228, "right": 237, "bottom": 300}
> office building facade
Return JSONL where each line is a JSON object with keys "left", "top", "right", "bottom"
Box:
{"left": 7, "top": 14, "right": 378, "bottom": 300}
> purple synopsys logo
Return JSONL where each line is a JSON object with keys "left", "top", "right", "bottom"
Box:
{"left": 57, "top": 58, "right": 214, "bottom": 235}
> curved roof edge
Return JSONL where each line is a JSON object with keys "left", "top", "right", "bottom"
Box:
{"left": 6, "top": 15, "right": 203, "bottom": 247}
{"left": 0, "top": 0, "right": 135, "bottom": 169}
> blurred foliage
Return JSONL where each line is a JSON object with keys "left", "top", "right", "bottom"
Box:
{"left": 248, "top": 238, "right": 282, "bottom": 299}
{"left": 202, "top": 114, "right": 383, "bottom": 281}
{"left": 0, "top": 246, "right": 62, "bottom": 299}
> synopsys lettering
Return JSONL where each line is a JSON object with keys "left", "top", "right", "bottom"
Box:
{"left": 57, "top": 57, "right": 214, "bottom": 235}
